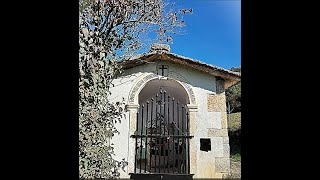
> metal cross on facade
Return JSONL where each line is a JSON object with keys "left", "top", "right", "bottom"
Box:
{"left": 158, "top": 65, "right": 168, "bottom": 76}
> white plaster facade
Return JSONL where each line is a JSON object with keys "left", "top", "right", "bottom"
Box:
{"left": 109, "top": 59, "right": 233, "bottom": 179}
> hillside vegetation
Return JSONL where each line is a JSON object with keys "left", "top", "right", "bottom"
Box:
{"left": 226, "top": 67, "right": 241, "bottom": 164}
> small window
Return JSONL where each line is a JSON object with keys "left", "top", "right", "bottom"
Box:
{"left": 200, "top": 138, "right": 211, "bottom": 152}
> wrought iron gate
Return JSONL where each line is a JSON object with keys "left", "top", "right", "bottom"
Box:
{"left": 131, "top": 89, "right": 193, "bottom": 175}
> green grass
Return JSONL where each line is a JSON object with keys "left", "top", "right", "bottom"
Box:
{"left": 228, "top": 112, "right": 241, "bottom": 132}
{"left": 230, "top": 153, "right": 241, "bottom": 162}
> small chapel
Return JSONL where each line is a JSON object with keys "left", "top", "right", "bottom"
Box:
{"left": 109, "top": 44, "right": 241, "bottom": 179}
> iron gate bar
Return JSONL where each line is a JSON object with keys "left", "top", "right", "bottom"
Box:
{"left": 129, "top": 173, "right": 194, "bottom": 175}
{"left": 185, "top": 106, "right": 188, "bottom": 173}
{"left": 155, "top": 93, "right": 158, "bottom": 173}
{"left": 166, "top": 93, "right": 170, "bottom": 173}
{"left": 140, "top": 104, "right": 144, "bottom": 173}
{"left": 186, "top": 111, "right": 190, "bottom": 174}
{"left": 132, "top": 88, "right": 192, "bottom": 175}
{"left": 135, "top": 111, "right": 138, "bottom": 174}
{"left": 163, "top": 92, "right": 166, "bottom": 173}
{"left": 129, "top": 173, "right": 195, "bottom": 175}
{"left": 172, "top": 97, "right": 175, "bottom": 174}
{"left": 131, "top": 135, "right": 194, "bottom": 138}
{"left": 129, "top": 173, "right": 195, "bottom": 178}
{"left": 149, "top": 98, "right": 154, "bottom": 173}
{"left": 181, "top": 105, "right": 185, "bottom": 174}
{"left": 145, "top": 101, "right": 149, "bottom": 173}
{"left": 130, "top": 134, "right": 194, "bottom": 139}
{"left": 158, "top": 91, "right": 161, "bottom": 173}
{"left": 177, "top": 101, "right": 180, "bottom": 174}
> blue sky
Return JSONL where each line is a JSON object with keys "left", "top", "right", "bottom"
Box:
{"left": 169, "top": 0, "right": 241, "bottom": 69}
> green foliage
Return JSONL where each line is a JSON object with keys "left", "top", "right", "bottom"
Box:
{"left": 226, "top": 67, "right": 241, "bottom": 113}
{"left": 230, "top": 153, "right": 241, "bottom": 162}
{"left": 228, "top": 112, "right": 241, "bottom": 132}
{"left": 79, "top": 0, "right": 191, "bottom": 178}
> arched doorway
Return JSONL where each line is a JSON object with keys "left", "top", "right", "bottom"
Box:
{"left": 133, "top": 79, "right": 192, "bottom": 175}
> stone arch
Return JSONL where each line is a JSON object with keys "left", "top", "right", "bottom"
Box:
{"left": 128, "top": 73, "right": 196, "bottom": 105}
{"left": 126, "top": 73, "right": 198, "bottom": 176}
